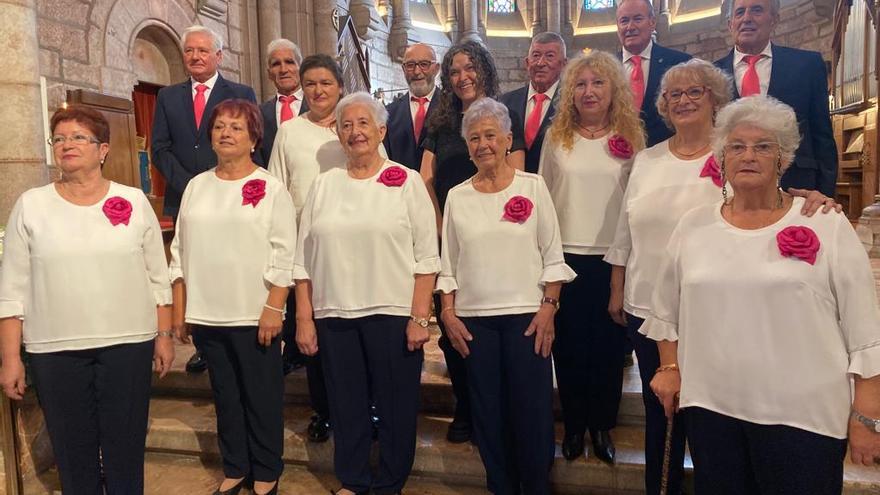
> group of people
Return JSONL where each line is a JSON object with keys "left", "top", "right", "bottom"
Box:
{"left": 1, "top": 0, "right": 879, "bottom": 494}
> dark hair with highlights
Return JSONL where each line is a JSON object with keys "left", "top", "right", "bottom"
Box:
{"left": 207, "top": 99, "right": 264, "bottom": 148}
{"left": 427, "top": 41, "right": 500, "bottom": 134}
{"left": 50, "top": 105, "right": 111, "bottom": 144}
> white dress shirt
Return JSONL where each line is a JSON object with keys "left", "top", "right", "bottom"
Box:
{"left": 274, "top": 87, "right": 304, "bottom": 125}
{"left": 525, "top": 80, "right": 559, "bottom": 125}
{"left": 191, "top": 72, "right": 220, "bottom": 102}
{"left": 436, "top": 170, "right": 576, "bottom": 316}
{"left": 169, "top": 167, "right": 297, "bottom": 326}
{"left": 623, "top": 41, "right": 653, "bottom": 99}
{"left": 0, "top": 182, "right": 171, "bottom": 353}
{"left": 641, "top": 197, "right": 880, "bottom": 439}
{"left": 734, "top": 42, "right": 773, "bottom": 96}
{"left": 408, "top": 87, "right": 436, "bottom": 123}
{"left": 603, "top": 140, "right": 722, "bottom": 318}
{"left": 539, "top": 134, "right": 633, "bottom": 255}
{"left": 294, "top": 161, "right": 440, "bottom": 319}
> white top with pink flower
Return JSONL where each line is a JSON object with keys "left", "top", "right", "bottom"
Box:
{"left": 170, "top": 167, "right": 297, "bottom": 326}
{"left": 436, "top": 170, "right": 576, "bottom": 317}
{"left": 641, "top": 197, "right": 880, "bottom": 438}
{"left": 293, "top": 161, "right": 440, "bottom": 319}
{"left": 0, "top": 182, "right": 171, "bottom": 353}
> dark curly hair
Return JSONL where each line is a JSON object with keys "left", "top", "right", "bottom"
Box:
{"left": 427, "top": 41, "right": 501, "bottom": 133}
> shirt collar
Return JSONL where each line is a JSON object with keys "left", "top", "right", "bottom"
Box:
{"left": 191, "top": 71, "right": 219, "bottom": 90}
{"left": 527, "top": 80, "right": 559, "bottom": 101}
{"left": 410, "top": 87, "right": 436, "bottom": 102}
{"left": 277, "top": 87, "right": 304, "bottom": 101}
{"left": 734, "top": 42, "right": 773, "bottom": 66}
{"left": 623, "top": 40, "right": 653, "bottom": 64}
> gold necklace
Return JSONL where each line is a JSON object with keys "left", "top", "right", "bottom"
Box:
{"left": 671, "top": 138, "right": 710, "bottom": 158}
{"left": 577, "top": 121, "right": 610, "bottom": 138}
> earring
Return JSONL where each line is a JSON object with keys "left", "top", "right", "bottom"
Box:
{"left": 720, "top": 156, "right": 729, "bottom": 205}
{"left": 251, "top": 147, "right": 255, "bottom": 153}
{"left": 100, "top": 157, "right": 106, "bottom": 165}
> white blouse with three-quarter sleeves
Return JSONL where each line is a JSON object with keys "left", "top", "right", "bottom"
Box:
{"left": 539, "top": 134, "right": 633, "bottom": 255}
{"left": 293, "top": 161, "right": 440, "bottom": 319}
{"left": 169, "top": 167, "right": 297, "bottom": 326}
{"left": 436, "top": 170, "right": 576, "bottom": 317}
{"left": 0, "top": 182, "right": 171, "bottom": 353}
{"left": 641, "top": 197, "right": 880, "bottom": 438}
{"left": 603, "top": 140, "right": 722, "bottom": 319}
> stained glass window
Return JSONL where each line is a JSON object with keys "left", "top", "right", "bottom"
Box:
{"left": 584, "top": 0, "right": 614, "bottom": 10}
{"left": 489, "top": 0, "right": 515, "bottom": 14}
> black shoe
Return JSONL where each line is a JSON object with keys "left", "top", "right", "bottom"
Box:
{"left": 446, "top": 418, "right": 471, "bottom": 444}
{"left": 561, "top": 433, "right": 585, "bottom": 461}
{"left": 370, "top": 404, "right": 380, "bottom": 440}
{"left": 307, "top": 414, "right": 331, "bottom": 443}
{"left": 186, "top": 350, "right": 208, "bottom": 373}
{"left": 589, "top": 429, "right": 616, "bottom": 465}
{"left": 282, "top": 356, "right": 305, "bottom": 376}
{"left": 623, "top": 352, "right": 635, "bottom": 368}
{"left": 212, "top": 478, "right": 247, "bottom": 495}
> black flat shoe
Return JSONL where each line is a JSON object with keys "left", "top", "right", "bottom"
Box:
{"left": 282, "top": 356, "right": 305, "bottom": 375}
{"left": 186, "top": 350, "right": 208, "bottom": 373}
{"left": 589, "top": 429, "right": 616, "bottom": 465}
{"left": 561, "top": 433, "right": 585, "bottom": 461}
{"left": 308, "top": 414, "right": 331, "bottom": 443}
{"left": 212, "top": 478, "right": 246, "bottom": 495}
{"left": 446, "top": 418, "right": 471, "bottom": 444}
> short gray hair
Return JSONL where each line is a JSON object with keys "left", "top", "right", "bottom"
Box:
{"left": 335, "top": 92, "right": 389, "bottom": 131}
{"left": 712, "top": 95, "right": 800, "bottom": 171}
{"left": 727, "top": 0, "right": 781, "bottom": 18}
{"left": 181, "top": 25, "right": 223, "bottom": 52}
{"left": 266, "top": 38, "right": 303, "bottom": 67}
{"left": 461, "top": 98, "right": 512, "bottom": 140}
{"left": 531, "top": 32, "right": 567, "bottom": 58}
{"left": 657, "top": 59, "right": 733, "bottom": 130}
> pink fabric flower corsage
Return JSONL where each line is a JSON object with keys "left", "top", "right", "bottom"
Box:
{"left": 700, "top": 156, "right": 723, "bottom": 187}
{"left": 102, "top": 196, "right": 132, "bottom": 226}
{"left": 241, "top": 179, "right": 266, "bottom": 207}
{"left": 502, "top": 195, "right": 534, "bottom": 224}
{"left": 377, "top": 165, "right": 407, "bottom": 187}
{"left": 776, "top": 226, "right": 820, "bottom": 265}
{"left": 608, "top": 135, "right": 633, "bottom": 159}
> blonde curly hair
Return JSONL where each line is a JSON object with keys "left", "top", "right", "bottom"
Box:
{"left": 547, "top": 51, "right": 645, "bottom": 152}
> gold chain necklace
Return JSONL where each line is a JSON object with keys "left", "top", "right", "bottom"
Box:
{"left": 577, "top": 121, "right": 610, "bottom": 139}
{"left": 671, "top": 138, "right": 710, "bottom": 158}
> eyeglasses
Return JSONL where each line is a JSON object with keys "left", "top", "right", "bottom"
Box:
{"left": 723, "top": 142, "right": 779, "bottom": 157}
{"left": 48, "top": 134, "right": 101, "bottom": 147}
{"left": 403, "top": 60, "right": 435, "bottom": 72}
{"left": 663, "top": 86, "right": 708, "bottom": 103}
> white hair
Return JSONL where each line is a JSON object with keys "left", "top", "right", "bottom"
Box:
{"left": 266, "top": 38, "right": 303, "bottom": 67}
{"left": 335, "top": 92, "right": 389, "bottom": 130}
{"left": 461, "top": 98, "right": 512, "bottom": 140}
{"left": 712, "top": 95, "right": 801, "bottom": 171}
{"left": 181, "top": 25, "right": 223, "bottom": 52}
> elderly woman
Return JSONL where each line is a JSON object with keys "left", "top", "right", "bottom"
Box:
{"left": 294, "top": 92, "right": 438, "bottom": 495}
{"left": 420, "top": 40, "right": 526, "bottom": 444}
{"left": 171, "top": 99, "right": 296, "bottom": 495}
{"left": 0, "top": 105, "right": 174, "bottom": 493}
{"left": 438, "top": 97, "right": 575, "bottom": 495}
{"left": 647, "top": 95, "right": 880, "bottom": 493}
{"left": 539, "top": 50, "right": 644, "bottom": 465}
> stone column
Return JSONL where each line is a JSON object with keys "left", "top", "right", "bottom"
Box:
{"left": 389, "top": 0, "right": 417, "bottom": 62}
{"left": 445, "top": 0, "right": 459, "bottom": 42}
{"left": 530, "top": 0, "right": 542, "bottom": 36}
{"left": 546, "top": 0, "right": 560, "bottom": 33}
{"left": 281, "top": 0, "right": 316, "bottom": 56}
{"left": 258, "top": 0, "right": 283, "bottom": 100}
{"left": 313, "top": 0, "right": 338, "bottom": 56}
{"left": 460, "top": 0, "right": 482, "bottom": 44}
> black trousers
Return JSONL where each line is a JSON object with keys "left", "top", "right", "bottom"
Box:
{"left": 281, "top": 292, "right": 330, "bottom": 418}
{"left": 686, "top": 407, "right": 847, "bottom": 495}
{"left": 553, "top": 254, "right": 627, "bottom": 434}
{"left": 192, "top": 325, "right": 284, "bottom": 481}
{"left": 433, "top": 293, "right": 472, "bottom": 424}
{"left": 316, "top": 315, "right": 423, "bottom": 495}
{"left": 29, "top": 339, "right": 154, "bottom": 494}
{"left": 626, "top": 314, "right": 686, "bottom": 495}
{"left": 461, "top": 313, "right": 555, "bottom": 495}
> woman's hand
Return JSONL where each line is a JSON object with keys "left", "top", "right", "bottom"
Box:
{"left": 173, "top": 317, "right": 191, "bottom": 344}
{"left": 650, "top": 370, "right": 681, "bottom": 419}
{"left": 608, "top": 285, "right": 627, "bottom": 327}
{"left": 788, "top": 188, "right": 842, "bottom": 216}
{"left": 258, "top": 307, "right": 283, "bottom": 347}
{"left": 153, "top": 334, "right": 175, "bottom": 378}
{"left": 296, "top": 318, "right": 319, "bottom": 356}
{"left": 525, "top": 305, "right": 555, "bottom": 358}
{"left": 441, "top": 313, "right": 472, "bottom": 358}
{"left": 406, "top": 320, "right": 430, "bottom": 352}
{"left": 849, "top": 415, "right": 880, "bottom": 466}
{"left": 0, "top": 358, "right": 26, "bottom": 400}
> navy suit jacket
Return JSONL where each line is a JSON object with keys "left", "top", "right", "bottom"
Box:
{"left": 382, "top": 91, "right": 439, "bottom": 170}
{"left": 715, "top": 44, "right": 838, "bottom": 196}
{"left": 259, "top": 95, "right": 309, "bottom": 167}
{"left": 151, "top": 73, "right": 257, "bottom": 216}
{"left": 634, "top": 43, "right": 692, "bottom": 147}
{"left": 499, "top": 85, "right": 560, "bottom": 173}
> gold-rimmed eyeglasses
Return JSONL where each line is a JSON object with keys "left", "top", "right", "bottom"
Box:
{"left": 662, "top": 86, "right": 709, "bottom": 103}
{"left": 723, "top": 142, "right": 780, "bottom": 157}
{"left": 48, "top": 134, "right": 101, "bottom": 147}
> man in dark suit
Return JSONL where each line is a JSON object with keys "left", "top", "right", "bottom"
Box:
{"left": 259, "top": 38, "right": 309, "bottom": 167}
{"left": 500, "top": 31, "right": 567, "bottom": 173}
{"left": 382, "top": 43, "right": 440, "bottom": 171}
{"left": 616, "top": 0, "right": 691, "bottom": 147}
{"left": 715, "top": 0, "right": 838, "bottom": 196}
{"left": 151, "top": 25, "right": 257, "bottom": 373}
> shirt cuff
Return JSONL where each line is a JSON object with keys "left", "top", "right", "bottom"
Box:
{"left": 264, "top": 267, "right": 294, "bottom": 288}
{"left": 153, "top": 288, "right": 173, "bottom": 306}
{"left": 0, "top": 300, "right": 24, "bottom": 319}
{"left": 540, "top": 261, "right": 577, "bottom": 284}
{"left": 848, "top": 340, "right": 880, "bottom": 378}
{"left": 168, "top": 264, "right": 184, "bottom": 284}
{"left": 292, "top": 264, "right": 310, "bottom": 281}
{"left": 435, "top": 275, "right": 458, "bottom": 294}
{"left": 602, "top": 248, "right": 630, "bottom": 266}
{"left": 639, "top": 315, "right": 679, "bottom": 342}
{"left": 415, "top": 256, "right": 441, "bottom": 275}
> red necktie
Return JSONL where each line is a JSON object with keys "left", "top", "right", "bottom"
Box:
{"left": 193, "top": 84, "right": 208, "bottom": 129}
{"left": 412, "top": 96, "right": 428, "bottom": 142}
{"left": 525, "top": 93, "right": 548, "bottom": 149}
{"left": 279, "top": 95, "right": 297, "bottom": 123}
{"left": 741, "top": 54, "right": 763, "bottom": 97}
{"left": 630, "top": 55, "right": 645, "bottom": 110}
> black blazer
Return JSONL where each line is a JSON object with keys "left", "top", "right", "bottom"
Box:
{"left": 151, "top": 73, "right": 257, "bottom": 216}
{"left": 634, "top": 43, "right": 692, "bottom": 147}
{"left": 499, "top": 85, "right": 560, "bottom": 173}
{"left": 715, "top": 44, "right": 838, "bottom": 196}
{"left": 382, "top": 91, "right": 439, "bottom": 170}
{"left": 259, "top": 95, "right": 309, "bottom": 167}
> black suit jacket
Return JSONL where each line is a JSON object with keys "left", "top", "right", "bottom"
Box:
{"left": 499, "top": 85, "right": 560, "bottom": 173}
{"left": 382, "top": 91, "right": 439, "bottom": 170}
{"left": 634, "top": 43, "right": 692, "bottom": 147}
{"left": 151, "top": 74, "right": 257, "bottom": 216}
{"left": 259, "top": 95, "right": 309, "bottom": 167}
{"left": 715, "top": 44, "right": 838, "bottom": 196}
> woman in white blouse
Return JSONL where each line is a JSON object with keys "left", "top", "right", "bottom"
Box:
{"left": 294, "top": 92, "right": 438, "bottom": 495}
{"left": 0, "top": 106, "right": 173, "bottom": 493}
{"left": 538, "top": 50, "right": 644, "bottom": 466}
{"left": 438, "top": 97, "right": 575, "bottom": 495}
{"left": 171, "top": 99, "right": 296, "bottom": 495}
{"left": 647, "top": 95, "right": 880, "bottom": 493}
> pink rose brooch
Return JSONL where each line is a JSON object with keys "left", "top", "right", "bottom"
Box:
{"left": 102, "top": 196, "right": 132, "bottom": 226}
{"left": 242, "top": 179, "right": 266, "bottom": 207}
{"left": 378, "top": 165, "right": 408, "bottom": 187}
{"left": 502, "top": 196, "right": 534, "bottom": 224}
{"left": 700, "top": 156, "right": 723, "bottom": 187}
{"left": 608, "top": 135, "right": 634, "bottom": 159}
{"left": 776, "top": 226, "right": 820, "bottom": 265}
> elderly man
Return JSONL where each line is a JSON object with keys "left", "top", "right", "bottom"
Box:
{"left": 500, "top": 32, "right": 567, "bottom": 173}
{"left": 616, "top": 0, "right": 691, "bottom": 147}
{"left": 151, "top": 25, "right": 257, "bottom": 373}
{"left": 715, "top": 0, "right": 838, "bottom": 197}
{"left": 259, "top": 38, "right": 309, "bottom": 166}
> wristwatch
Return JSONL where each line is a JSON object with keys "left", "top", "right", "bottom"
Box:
{"left": 541, "top": 296, "right": 560, "bottom": 310}
{"left": 410, "top": 315, "right": 430, "bottom": 328}
{"left": 852, "top": 410, "right": 880, "bottom": 433}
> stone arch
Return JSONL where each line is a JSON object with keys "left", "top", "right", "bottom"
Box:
{"left": 131, "top": 22, "right": 186, "bottom": 86}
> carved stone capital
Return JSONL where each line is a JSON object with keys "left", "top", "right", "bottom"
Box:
{"left": 349, "top": 0, "right": 384, "bottom": 40}
{"left": 198, "top": 0, "right": 228, "bottom": 21}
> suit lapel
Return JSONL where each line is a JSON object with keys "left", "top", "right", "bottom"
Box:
{"left": 645, "top": 46, "right": 666, "bottom": 111}
{"left": 299, "top": 97, "right": 309, "bottom": 116}
{"left": 540, "top": 88, "right": 559, "bottom": 129}
{"left": 766, "top": 44, "right": 780, "bottom": 97}
{"left": 399, "top": 94, "right": 417, "bottom": 144}
{"left": 419, "top": 93, "right": 439, "bottom": 142}
{"left": 263, "top": 97, "right": 278, "bottom": 138}
{"left": 719, "top": 50, "right": 740, "bottom": 99}
{"left": 180, "top": 80, "right": 198, "bottom": 138}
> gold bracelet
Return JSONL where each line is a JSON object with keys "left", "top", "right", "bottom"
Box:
{"left": 655, "top": 363, "right": 680, "bottom": 374}
{"left": 263, "top": 303, "right": 285, "bottom": 314}
{"left": 157, "top": 330, "right": 173, "bottom": 338}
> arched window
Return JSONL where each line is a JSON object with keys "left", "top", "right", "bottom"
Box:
{"left": 488, "top": 0, "right": 515, "bottom": 14}
{"left": 584, "top": 0, "right": 614, "bottom": 10}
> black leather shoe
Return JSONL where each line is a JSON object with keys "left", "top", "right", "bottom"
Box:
{"left": 186, "top": 350, "right": 208, "bottom": 373}
{"left": 282, "top": 356, "right": 305, "bottom": 376}
{"left": 307, "top": 414, "right": 331, "bottom": 443}
{"left": 561, "top": 433, "right": 585, "bottom": 461}
{"left": 212, "top": 478, "right": 247, "bottom": 495}
{"left": 446, "top": 418, "right": 471, "bottom": 444}
{"left": 623, "top": 352, "right": 635, "bottom": 368}
{"left": 589, "top": 429, "right": 616, "bottom": 465}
